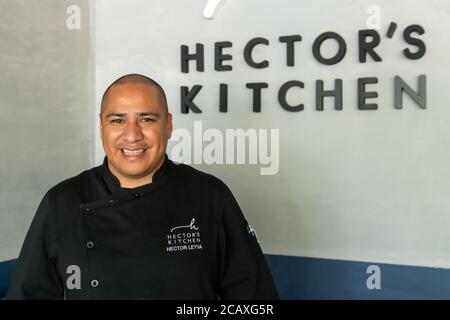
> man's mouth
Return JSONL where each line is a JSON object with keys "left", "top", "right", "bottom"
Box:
{"left": 121, "top": 148, "right": 147, "bottom": 160}
{"left": 122, "top": 148, "right": 145, "bottom": 155}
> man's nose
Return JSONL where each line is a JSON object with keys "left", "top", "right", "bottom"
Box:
{"left": 122, "top": 120, "right": 143, "bottom": 142}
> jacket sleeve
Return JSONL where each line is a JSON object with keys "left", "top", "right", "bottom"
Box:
{"left": 5, "top": 192, "right": 64, "bottom": 299}
{"left": 217, "top": 184, "right": 279, "bottom": 300}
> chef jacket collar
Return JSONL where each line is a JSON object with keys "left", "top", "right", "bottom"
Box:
{"left": 101, "top": 153, "right": 170, "bottom": 194}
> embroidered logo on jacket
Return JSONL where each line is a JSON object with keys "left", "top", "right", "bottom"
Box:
{"left": 247, "top": 224, "right": 259, "bottom": 243}
{"left": 166, "top": 218, "right": 203, "bottom": 252}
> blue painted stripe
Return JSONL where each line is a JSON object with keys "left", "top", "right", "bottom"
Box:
{"left": 265, "top": 254, "right": 450, "bottom": 299}
{"left": 2, "top": 255, "right": 450, "bottom": 299}
{"left": 0, "top": 259, "right": 16, "bottom": 298}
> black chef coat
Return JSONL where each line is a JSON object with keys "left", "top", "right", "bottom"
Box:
{"left": 6, "top": 155, "right": 278, "bottom": 299}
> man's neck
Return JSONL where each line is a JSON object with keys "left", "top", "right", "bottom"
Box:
{"left": 119, "top": 175, "right": 153, "bottom": 189}
{"left": 108, "top": 156, "right": 165, "bottom": 189}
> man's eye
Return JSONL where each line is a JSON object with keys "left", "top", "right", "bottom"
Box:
{"left": 111, "top": 119, "right": 125, "bottom": 124}
{"left": 141, "top": 117, "right": 155, "bottom": 123}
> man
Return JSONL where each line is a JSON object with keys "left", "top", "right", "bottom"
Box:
{"left": 6, "top": 74, "right": 279, "bottom": 299}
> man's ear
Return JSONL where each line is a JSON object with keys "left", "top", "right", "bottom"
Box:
{"left": 166, "top": 113, "right": 173, "bottom": 140}
{"left": 99, "top": 113, "right": 103, "bottom": 138}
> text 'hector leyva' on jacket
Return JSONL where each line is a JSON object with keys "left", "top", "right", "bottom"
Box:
{"left": 6, "top": 154, "right": 279, "bottom": 299}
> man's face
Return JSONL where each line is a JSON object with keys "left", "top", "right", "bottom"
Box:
{"left": 100, "top": 83, "right": 172, "bottom": 187}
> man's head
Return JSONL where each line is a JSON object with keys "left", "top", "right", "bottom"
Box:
{"left": 100, "top": 74, "right": 173, "bottom": 188}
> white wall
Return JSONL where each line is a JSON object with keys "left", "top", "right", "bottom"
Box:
{"left": 0, "top": 0, "right": 93, "bottom": 261}
{"left": 95, "top": 0, "right": 450, "bottom": 268}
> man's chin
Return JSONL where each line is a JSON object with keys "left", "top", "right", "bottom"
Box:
{"left": 119, "top": 167, "right": 151, "bottom": 177}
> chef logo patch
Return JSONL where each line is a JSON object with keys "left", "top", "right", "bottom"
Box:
{"left": 247, "top": 224, "right": 259, "bottom": 243}
{"left": 166, "top": 218, "right": 203, "bottom": 252}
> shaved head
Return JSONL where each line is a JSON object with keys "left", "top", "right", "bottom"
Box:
{"left": 99, "top": 73, "right": 173, "bottom": 188}
{"left": 101, "top": 74, "right": 168, "bottom": 114}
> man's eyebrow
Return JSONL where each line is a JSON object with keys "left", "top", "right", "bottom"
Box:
{"left": 105, "top": 113, "right": 126, "bottom": 118}
{"left": 138, "top": 112, "right": 161, "bottom": 117}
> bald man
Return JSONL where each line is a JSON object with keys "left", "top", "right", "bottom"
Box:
{"left": 6, "top": 74, "right": 279, "bottom": 300}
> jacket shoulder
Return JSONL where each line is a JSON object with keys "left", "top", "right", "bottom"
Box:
{"left": 170, "top": 162, "right": 230, "bottom": 193}
{"left": 45, "top": 165, "right": 102, "bottom": 201}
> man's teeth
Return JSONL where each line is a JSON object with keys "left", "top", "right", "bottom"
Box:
{"left": 123, "top": 149, "right": 144, "bottom": 155}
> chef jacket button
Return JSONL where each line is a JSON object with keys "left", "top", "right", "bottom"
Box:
{"left": 108, "top": 199, "right": 117, "bottom": 207}
{"left": 86, "top": 241, "right": 94, "bottom": 249}
{"left": 83, "top": 207, "right": 92, "bottom": 214}
{"left": 91, "top": 280, "right": 99, "bottom": 288}
{"left": 133, "top": 193, "right": 140, "bottom": 199}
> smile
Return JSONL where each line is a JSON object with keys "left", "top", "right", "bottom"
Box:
{"left": 122, "top": 148, "right": 145, "bottom": 155}
{"left": 120, "top": 148, "right": 147, "bottom": 160}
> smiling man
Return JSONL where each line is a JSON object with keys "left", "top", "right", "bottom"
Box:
{"left": 6, "top": 74, "right": 279, "bottom": 300}
{"left": 100, "top": 77, "right": 172, "bottom": 188}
